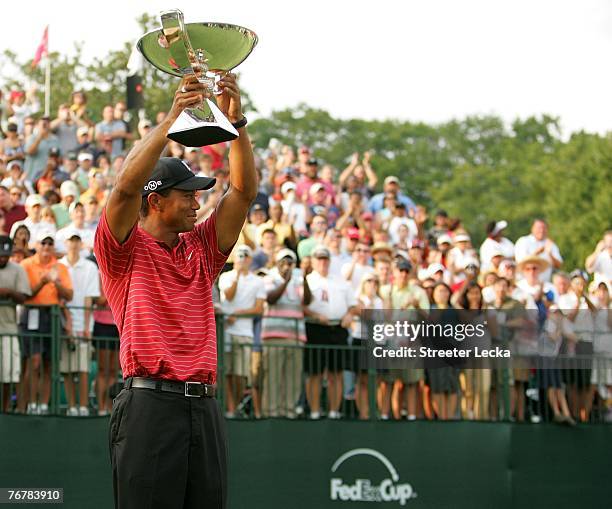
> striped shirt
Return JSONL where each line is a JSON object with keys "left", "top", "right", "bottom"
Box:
{"left": 93, "top": 209, "right": 228, "bottom": 383}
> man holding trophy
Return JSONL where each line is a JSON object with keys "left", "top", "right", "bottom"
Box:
{"left": 94, "top": 9, "right": 257, "bottom": 509}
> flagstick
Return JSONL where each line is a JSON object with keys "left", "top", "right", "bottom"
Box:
{"left": 44, "top": 56, "right": 51, "bottom": 117}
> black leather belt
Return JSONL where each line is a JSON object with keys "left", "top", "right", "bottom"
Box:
{"left": 125, "top": 377, "right": 216, "bottom": 398}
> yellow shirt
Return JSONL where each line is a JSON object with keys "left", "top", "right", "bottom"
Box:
{"left": 256, "top": 220, "right": 293, "bottom": 246}
{"left": 380, "top": 283, "right": 430, "bottom": 310}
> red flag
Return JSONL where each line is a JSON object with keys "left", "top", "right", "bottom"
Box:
{"left": 32, "top": 26, "right": 48, "bottom": 68}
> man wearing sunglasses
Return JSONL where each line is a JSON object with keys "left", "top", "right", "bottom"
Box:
{"left": 19, "top": 231, "right": 73, "bottom": 415}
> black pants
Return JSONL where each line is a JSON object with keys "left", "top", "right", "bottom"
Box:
{"left": 110, "top": 384, "right": 228, "bottom": 509}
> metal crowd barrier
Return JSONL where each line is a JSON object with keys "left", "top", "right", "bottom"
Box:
{"left": 215, "top": 314, "right": 612, "bottom": 424}
{"left": 1, "top": 305, "right": 610, "bottom": 424}
{"left": 0, "top": 304, "right": 120, "bottom": 416}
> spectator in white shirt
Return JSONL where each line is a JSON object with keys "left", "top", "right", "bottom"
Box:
{"left": 480, "top": 220, "right": 515, "bottom": 271}
{"left": 10, "top": 194, "right": 55, "bottom": 250}
{"left": 585, "top": 231, "right": 612, "bottom": 285}
{"left": 325, "top": 229, "right": 351, "bottom": 277}
{"left": 58, "top": 230, "right": 100, "bottom": 416}
{"left": 388, "top": 203, "right": 418, "bottom": 246}
{"left": 303, "top": 245, "right": 357, "bottom": 419}
{"left": 515, "top": 256, "right": 553, "bottom": 309}
{"left": 55, "top": 202, "right": 95, "bottom": 257}
{"left": 551, "top": 271, "right": 571, "bottom": 304}
{"left": 218, "top": 245, "right": 266, "bottom": 418}
{"left": 1, "top": 161, "right": 35, "bottom": 196}
{"left": 261, "top": 249, "right": 305, "bottom": 418}
{"left": 559, "top": 270, "right": 597, "bottom": 422}
{"left": 341, "top": 241, "right": 375, "bottom": 291}
{"left": 280, "top": 181, "right": 307, "bottom": 237}
{"left": 515, "top": 219, "right": 562, "bottom": 281}
{"left": 352, "top": 273, "right": 384, "bottom": 419}
{"left": 447, "top": 233, "right": 477, "bottom": 285}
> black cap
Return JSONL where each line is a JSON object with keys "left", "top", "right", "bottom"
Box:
{"left": 396, "top": 259, "right": 413, "bottom": 272}
{"left": 142, "top": 157, "right": 216, "bottom": 196}
{"left": 307, "top": 158, "right": 318, "bottom": 166}
{"left": 0, "top": 236, "right": 13, "bottom": 256}
{"left": 48, "top": 147, "right": 60, "bottom": 157}
{"left": 250, "top": 203, "right": 266, "bottom": 213}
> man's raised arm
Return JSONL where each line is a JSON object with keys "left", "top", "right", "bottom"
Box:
{"left": 105, "top": 76, "right": 208, "bottom": 243}
{"left": 214, "top": 73, "right": 258, "bottom": 253}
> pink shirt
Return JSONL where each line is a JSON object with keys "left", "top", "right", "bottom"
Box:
{"left": 295, "top": 177, "right": 336, "bottom": 206}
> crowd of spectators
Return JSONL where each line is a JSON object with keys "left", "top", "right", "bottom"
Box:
{"left": 0, "top": 87, "right": 610, "bottom": 424}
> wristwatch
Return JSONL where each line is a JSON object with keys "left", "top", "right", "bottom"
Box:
{"left": 231, "top": 116, "right": 248, "bottom": 129}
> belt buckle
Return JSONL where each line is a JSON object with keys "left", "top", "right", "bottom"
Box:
{"left": 184, "top": 381, "right": 202, "bottom": 397}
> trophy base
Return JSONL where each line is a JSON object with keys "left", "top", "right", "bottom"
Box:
{"left": 167, "top": 125, "right": 238, "bottom": 147}
{"left": 167, "top": 99, "right": 239, "bottom": 147}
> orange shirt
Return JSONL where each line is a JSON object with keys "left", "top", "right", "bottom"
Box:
{"left": 21, "top": 254, "right": 73, "bottom": 305}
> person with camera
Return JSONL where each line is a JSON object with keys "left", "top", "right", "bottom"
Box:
{"left": 50, "top": 103, "right": 86, "bottom": 156}
{"left": 94, "top": 73, "right": 255, "bottom": 508}
{"left": 218, "top": 244, "right": 266, "bottom": 418}
{"left": 24, "top": 116, "right": 60, "bottom": 181}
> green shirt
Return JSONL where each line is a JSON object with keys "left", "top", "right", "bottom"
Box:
{"left": 51, "top": 203, "right": 71, "bottom": 229}
{"left": 297, "top": 237, "right": 318, "bottom": 259}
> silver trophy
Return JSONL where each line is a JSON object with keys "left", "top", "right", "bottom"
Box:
{"left": 137, "top": 9, "right": 258, "bottom": 147}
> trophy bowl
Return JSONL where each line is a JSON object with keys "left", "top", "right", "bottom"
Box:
{"left": 137, "top": 10, "right": 258, "bottom": 147}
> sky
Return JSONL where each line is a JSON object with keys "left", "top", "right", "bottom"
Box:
{"left": 2, "top": 0, "right": 612, "bottom": 136}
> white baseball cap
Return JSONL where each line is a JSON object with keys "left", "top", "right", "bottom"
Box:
{"left": 36, "top": 229, "right": 56, "bottom": 243}
{"left": 309, "top": 183, "right": 325, "bottom": 195}
{"left": 384, "top": 176, "right": 400, "bottom": 185}
{"left": 25, "top": 194, "right": 44, "bottom": 208}
{"left": 276, "top": 248, "right": 297, "bottom": 263}
{"left": 437, "top": 234, "right": 452, "bottom": 246}
{"left": 491, "top": 220, "right": 508, "bottom": 236}
{"left": 427, "top": 263, "right": 446, "bottom": 277}
{"left": 60, "top": 180, "right": 79, "bottom": 198}
{"left": 235, "top": 244, "right": 253, "bottom": 257}
{"left": 281, "top": 181, "right": 296, "bottom": 194}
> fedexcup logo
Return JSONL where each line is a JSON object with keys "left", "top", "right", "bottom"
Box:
{"left": 330, "top": 448, "right": 416, "bottom": 506}
{"left": 144, "top": 180, "right": 163, "bottom": 191}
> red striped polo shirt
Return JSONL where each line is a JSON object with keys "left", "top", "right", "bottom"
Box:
{"left": 93, "top": 209, "right": 228, "bottom": 383}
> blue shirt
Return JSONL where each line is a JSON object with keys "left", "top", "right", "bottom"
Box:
{"left": 24, "top": 131, "right": 60, "bottom": 181}
{"left": 368, "top": 192, "right": 416, "bottom": 214}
